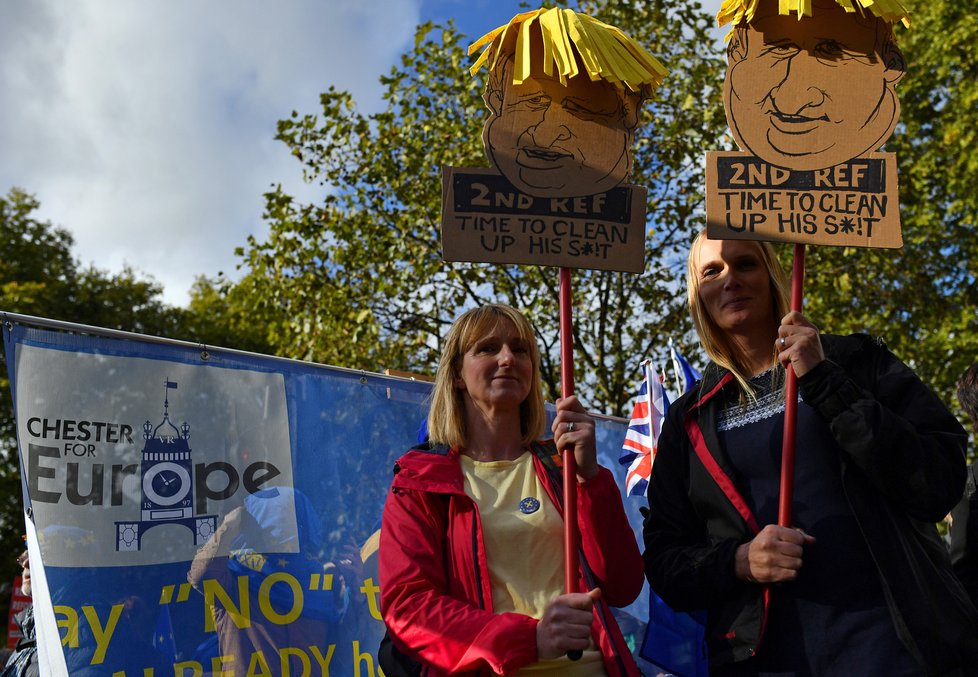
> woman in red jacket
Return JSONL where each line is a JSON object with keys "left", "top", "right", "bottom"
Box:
{"left": 379, "top": 304, "right": 642, "bottom": 676}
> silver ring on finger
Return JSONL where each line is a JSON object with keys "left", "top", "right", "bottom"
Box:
{"left": 566, "top": 421, "right": 575, "bottom": 433}
{"left": 779, "top": 337, "right": 786, "bottom": 348}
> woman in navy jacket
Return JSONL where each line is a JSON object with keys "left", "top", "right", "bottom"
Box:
{"left": 644, "top": 232, "right": 978, "bottom": 675}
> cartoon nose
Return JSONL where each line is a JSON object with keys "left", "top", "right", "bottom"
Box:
{"left": 772, "top": 83, "right": 826, "bottom": 115}
{"left": 529, "top": 109, "right": 572, "bottom": 146}
{"left": 771, "top": 58, "right": 827, "bottom": 115}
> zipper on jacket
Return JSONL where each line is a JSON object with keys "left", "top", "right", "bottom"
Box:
{"left": 471, "top": 508, "right": 486, "bottom": 611}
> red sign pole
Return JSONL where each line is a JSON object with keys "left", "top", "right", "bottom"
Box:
{"left": 558, "top": 267, "right": 584, "bottom": 661}
{"left": 559, "top": 267, "right": 579, "bottom": 582}
{"left": 778, "top": 244, "right": 806, "bottom": 527}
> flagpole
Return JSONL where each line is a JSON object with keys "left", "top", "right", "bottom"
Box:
{"left": 667, "top": 338, "right": 681, "bottom": 399}
{"left": 558, "top": 266, "right": 583, "bottom": 661}
{"left": 778, "top": 244, "right": 806, "bottom": 527}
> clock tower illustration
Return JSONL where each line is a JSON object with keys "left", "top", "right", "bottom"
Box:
{"left": 115, "top": 379, "right": 217, "bottom": 552}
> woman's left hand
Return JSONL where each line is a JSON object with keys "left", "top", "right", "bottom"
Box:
{"left": 776, "top": 311, "right": 825, "bottom": 378}
{"left": 552, "top": 396, "right": 599, "bottom": 481}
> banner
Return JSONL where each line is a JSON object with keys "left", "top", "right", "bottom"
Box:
{"left": 3, "top": 321, "right": 651, "bottom": 676}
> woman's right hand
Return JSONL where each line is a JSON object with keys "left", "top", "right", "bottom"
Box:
{"left": 776, "top": 311, "right": 825, "bottom": 378}
{"left": 735, "top": 525, "right": 816, "bottom": 584}
{"left": 536, "top": 589, "right": 600, "bottom": 660}
{"left": 551, "top": 396, "right": 599, "bottom": 481}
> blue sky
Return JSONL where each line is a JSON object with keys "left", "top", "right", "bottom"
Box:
{"left": 0, "top": 0, "right": 723, "bottom": 307}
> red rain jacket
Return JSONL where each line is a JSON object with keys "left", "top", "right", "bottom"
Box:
{"left": 379, "top": 441, "right": 643, "bottom": 676}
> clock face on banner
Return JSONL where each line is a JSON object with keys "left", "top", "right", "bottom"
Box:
{"left": 142, "top": 461, "right": 192, "bottom": 507}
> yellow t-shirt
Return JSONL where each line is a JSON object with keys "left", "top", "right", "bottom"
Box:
{"left": 460, "top": 452, "right": 605, "bottom": 676}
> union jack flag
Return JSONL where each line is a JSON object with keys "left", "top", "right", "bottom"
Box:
{"left": 619, "top": 362, "right": 669, "bottom": 497}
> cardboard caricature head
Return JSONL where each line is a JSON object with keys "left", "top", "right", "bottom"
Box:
{"left": 483, "top": 49, "right": 643, "bottom": 197}
{"left": 470, "top": 9, "right": 667, "bottom": 198}
{"left": 723, "top": 0, "right": 906, "bottom": 171}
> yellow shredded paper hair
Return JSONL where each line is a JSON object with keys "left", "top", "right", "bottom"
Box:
{"left": 468, "top": 7, "right": 668, "bottom": 94}
{"left": 717, "top": 0, "right": 911, "bottom": 31}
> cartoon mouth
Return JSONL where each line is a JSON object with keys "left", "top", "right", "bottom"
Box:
{"left": 517, "top": 148, "right": 574, "bottom": 168}
{"left": 770, "top": 112, "right": 828, "bottom": 134}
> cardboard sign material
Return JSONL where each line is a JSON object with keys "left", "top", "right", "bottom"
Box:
{"left": 441, "top": 8, "right": 667, "bottom": 272}
{"left": 706, "top": 151, "right": 902, "bottom": 248}
{"left": 723, "top": 0, "right": 905, "bottom": 173}
{"left": 709, "top": 0, "right": 906, "bottom": 248}
{"left": 442, "top": 166, "right": 647, "bottom": 272}
{"left": 482, "top": 57, "right": 643, "bottom": 200}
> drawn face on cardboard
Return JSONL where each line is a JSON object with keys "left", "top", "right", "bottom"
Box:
{"left": 483, "top": 56, "right": 641, "bottom": 197}
{"left": 724, "top": 0, "right": 905, "bottom": 171}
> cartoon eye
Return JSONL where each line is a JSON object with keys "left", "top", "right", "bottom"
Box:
{"left": 562, "top": 98, "right": 617, "bottom": 120}
{"left": 563, "top": 100, "right": 591, "bottom": 114}
{"left": 815, "top": 40, "right": 847, "bottom": 59}
{"left": 763, "top": 42, "right": 799, "bottom": 59}
{"left": 518, "top": 94, "right": 552, "bottom": 111}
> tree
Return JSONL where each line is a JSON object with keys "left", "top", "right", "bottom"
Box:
{"left": 797, "top": 0, "right": 978, "bottom": 431}
{"left": 236, "top": 0, "right": 727, "bottom": 415}
{"left": 0, "top": 189, "right": 79, "bottom": 336}
{"left": 181, "top": 274, "right": 280, "bottom": 356}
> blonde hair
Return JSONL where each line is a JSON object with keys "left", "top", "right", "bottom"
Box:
{"left": 686, "top": 231, "right": 790, "bottom": 400}
{"left": 427, "top": 304, "right": 546, "bottom": 448}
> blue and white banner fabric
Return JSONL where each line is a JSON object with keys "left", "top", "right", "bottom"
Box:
{"left": 3, "top": 322, "right": 650, "bottom": 676}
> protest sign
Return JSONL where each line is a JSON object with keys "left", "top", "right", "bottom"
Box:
{"left": 441, "top": 166, "right": 647, "bottom": 272}
{"left": 441, "top": 8, "right": 666, "bottom": 273}
{"left": 706, "top": 151, "right": 901, "bottom": 248}
{"left": 707, "top": 0, "right": 907, "bottom": 248}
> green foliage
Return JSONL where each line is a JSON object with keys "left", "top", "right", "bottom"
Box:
{"left": 797, "top": 0, "right": 978, "bottom": 441}
{"left": 236, "top": 0, "right": 727, "bottom": 415}
{"left": 0, "top": 190, "right": 76, "bottom": 290}
{"left": 181, "top": 274, "right": 279, "bottom": 356}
